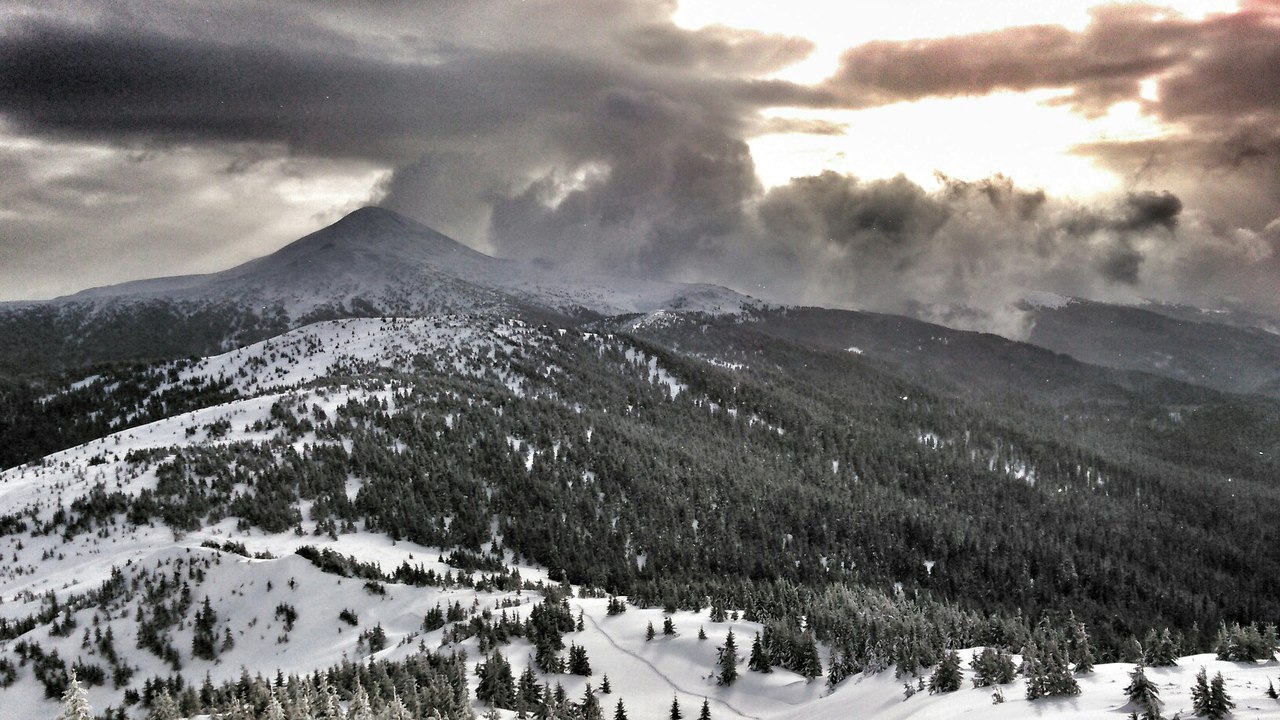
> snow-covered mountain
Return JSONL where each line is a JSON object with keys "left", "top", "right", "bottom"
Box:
{"left": 0, "top": 206, "right": 760, "bottom": 373}
{"left": 7, "top": 314, "right": 1280, "bottom": 720}
{"left": 62, "top": 206, "right": 757, "bottom": 321}
{"left": 3, "top": 209, "right": 1280, "bottom": 720}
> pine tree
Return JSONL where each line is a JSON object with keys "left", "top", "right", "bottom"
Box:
{"left": 1191, "top": 667, "right": 1210, "bottom": 715}
{"left": 1025, "top": 624, "right": 1080, "bottom": 700}
{"left": 928, "top": 651, "right": 962, "bottom": 694}
{"left": 717, "top": 630, "right": 739, "bottom": 686}
{"left": 663, "top": 616, "right": 676, "bottom": 636}
{"left": 378, "top": 691, "right": 413, "bottom": 720}
{"left": 1069, "top": 616, "right": 1097, "bottom": 674}
{"left": 601, "top": 674, "right": 612, "bottom": 694}
{"left": 1124, "top": 665, "right": 1161, "bottom": 720}
{"left": 148, "top": 689, "right": 180, "bottom": 720}
{"left": 476, "top": 651, "right": 517, "bottom": 709}
{"left": 518, "top": 664, "right": 542, "bottom": 709}
{"left": 970, "top": 648, "right": 1016, "bottom": 687}
{"left": 581, "top": 684, "right": 603, "bottom": 720}
{"left": 569, "top": 643, "right": 593, "bottom": 676}
{"left": 748, "top": 632, "right": 772, "bottom": 673}
{"left": 698, "top": 626, "right": 707, "bottom": 640}
{"left": 1191, "top": 667, "right": 1235, "bottom": 719}
{"left": 262, "top": 691, "right": 287, "bottom": 720}
{"left": 614, "top": 699, "right": 629, "bottom": 720}
{"left": 670, "top": 695, "right": 683, "bottom": 720}
{"left": 58, "top": 670, "right": 93, "bottom": 720}
{"left": 348, "top": 681, "right": 375, "bottom": 720}
{"left": 192, "top": 597, "right": 218, "bottom": 661}
{"left": 698, "top": 698, "right": 712, "bottom": 720}
{"left": 797, "top": 633, "right": 823, "bottom": 680}
{"left": 1208, "top": 672, "right": 1235, "bottom": 719}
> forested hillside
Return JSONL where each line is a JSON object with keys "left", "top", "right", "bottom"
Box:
{"left": 4, "top": 310, "right": 1280, "bottom": 718}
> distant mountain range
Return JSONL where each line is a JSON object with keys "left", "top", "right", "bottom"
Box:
{"left": 1024, "top": 297, "right": 1280, "bottom": 398}
{"left": 3, "top": 206, "right": 1279, "bottom": 719}
{"left": 3, "top": 206, "right": 1277, "bottom": 402}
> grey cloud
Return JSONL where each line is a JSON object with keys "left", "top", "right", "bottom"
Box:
{"left": 723, "top": 172, "right": 1278, "bottom": 337}
{"left": 0, "top": 0, "right": 1276, "bottom": 337}
{"left": 623, "top": 23, "right": 815, "bottom": 75}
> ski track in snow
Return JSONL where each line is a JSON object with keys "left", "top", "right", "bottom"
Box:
{"left": 582, "top": 611, "right": 766, "bottom": 720}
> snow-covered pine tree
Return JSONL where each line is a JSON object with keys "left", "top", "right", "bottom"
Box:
{"left": 1025, "top": 622, "right": 1080, "bottom": 700}
{"left": 517, "top": 663, "right": 542, "bottom": 709}
{"left": 57, "top": 670, "right": 93, "bottom": 720}
{"left": 348, "top": 680, "right": 375, "bottom": 720}
{"left": 569, "top": 643, "right": 593, "bottom": 676}
{"left": 262, "top": 690, "right": 287, "bottom": 720}
{"left": 148, "top": 689, "right": 180, "bottom": 720}
{"left": 581, "top": 684, "right": 603, "bottom": 720}
{"left": 1208, "top": 672, "right": 1235, "bottom": 719}
{"left": 717, "top": 630, "right": 739, "bottom": 686}
{"left": 797, "top": 633, "right": 823, "bottom": 681}
{"left": 928, "top": 650, "right": 962, "bottom": 693}
{"left": 749, "top": 632, "right": 772, "bottom": 673}
{"left": 970, "top": 648, "right": 1016, "bottom": 687}
{"left": 1124, "top": 665, "right": 1161, "bottom": 720}
{"left": 475, "top": 651, "right": 517, "bottom": 709}
{"left": 1191, "top": 667, "right": 1235, "bottom": 719}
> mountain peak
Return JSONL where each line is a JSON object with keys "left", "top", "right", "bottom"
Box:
{"left": 272, "top": 205, "right": 482, "bottom": 263}
{"left": 330, "top": 205, "right": 412, "bottom": 230}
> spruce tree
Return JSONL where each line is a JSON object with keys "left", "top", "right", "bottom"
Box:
{"left": 1124, "top": 665, "right": 1161, "bottom": 720}
{"left": 698, "top": 698, "right": 712, "bottom": 720}
{"left": 663, "top": 616, "right": 676, "bottom": 636}
{"left": 928, "top": 651, "right": 962, "bottom": 694}
{"left": 749, "top": 632, "right": 772, "bottom": 673}
{"left": 1208, "top": 672, "right": 1235, "bottom": 719}
{"left": 476, "top": 651, "right": 516, "bottom": 709}
{"left": 718, "top": 630, "right": 739, "bottom": 686}
{"left": 517, "top": 663, "right": 542, "bottom": 709}
{"left": 646, "top": 622, "right": 656, "bottom": 642}
{"left": 670, "top": 695, "right": 683, "bottom": 720}
{"left": 581, "top": 685, "right": 603, "bottom": 720}
{"left": 971, "top": 648, "right": 1016, "bottom": 687}
{"left": 147, "top": 689, "right": 180, "bottom": 720}
{"left": 797, "top": 634, "right": 823, "bottom": 680}
{"left": 614, "top": 699, "right": 628, "bottom": 720}
{"left": 569, "top": 643, "right": 593, "bottom": 676}
{"left": 1191, "top": 667, "right": 1235, "bottom": 719}
{"left": 1025, "top": 624, "right": 1080, "bottom": 700}
{"left": 58, "top": 670, "right": 93, "bottom": 720}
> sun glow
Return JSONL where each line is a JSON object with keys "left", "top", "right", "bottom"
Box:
{"left": 675, "top": 0, "right": 1235, "bottom": 198}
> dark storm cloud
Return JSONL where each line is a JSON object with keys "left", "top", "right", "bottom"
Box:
{"left": 730, "top": 171, "right": 1278, "bottom": 336}
{"left": 819, "top": 7, "right": 1188, "bottom": 113}
{"left": 0, "top": 0, "right": 1276, "bottom": 333}
{"left": 0, "top": 0, "right": 818, "bottom": 297}
{"left": 0, "top": 18, "right": 625, "bottom": 161}
{"left": 622, "top": 23, "right": 815, "bottom": 75}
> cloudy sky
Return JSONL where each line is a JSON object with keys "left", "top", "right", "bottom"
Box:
{"left": 1, "top": 0, "right": 1277, "bottom": 333}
